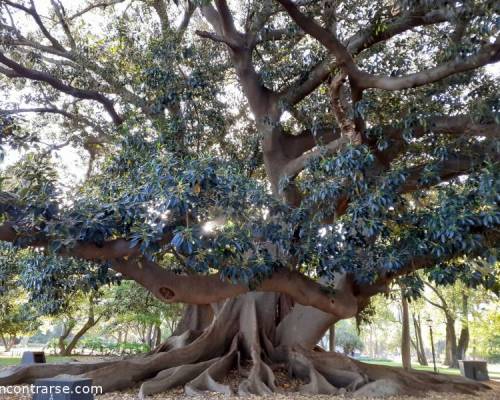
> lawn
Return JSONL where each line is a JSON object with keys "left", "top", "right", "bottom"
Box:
{"left": 0, "top": 356, "right": 79, "bottom": 367}
{"left": 360, "top": 359, "right": 500, "bottom": 380}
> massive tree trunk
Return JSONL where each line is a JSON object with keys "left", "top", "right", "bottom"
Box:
{"left": 0, "top": 292, "right": 488, "bottom": 398}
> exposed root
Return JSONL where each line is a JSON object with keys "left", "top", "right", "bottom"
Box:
{"left": 0, "top": 293, "right": 491, "bottom": 398}
{"left": 184, "top": 339, "right": 238, "bottom": 396}
{"left": 139, "top": 359, "right": 217, "bottom": 399}
{"left": 288, "top": 351, "right": 338, "bottom": 395}
{"left": 148, "top": 329, "right": 201, "bottom": 354}
{"left": 238, "top": 348, "right": 277, "bottom": 395}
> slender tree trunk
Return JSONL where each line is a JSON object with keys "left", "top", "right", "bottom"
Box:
{"left": 444, "top": 326, "right": 451, "bottom": 366}
{"left": 146, "top": 323, "right": 153, "bottom": 348}
{"left": 154, "top": 325, "right": 162, "bottom": 347}
{"left": 444, "top": 314, "right": 459, "bottom": 368}
{"left": 328, "top": 325, "right": 335, "bottom": 351}
{"left": 58, "top": 320, "right": 75, "bottom": 356}
{"left": 457, "top": 294, "right": 469, "bottom": 361}
{"left": 401, "top": 291, "right": 411, "bottom": 370}
{"left": 412, "top": 314, "right": 428, "bottom": 366}
{"left": 1, "top": 334, "right": 12, "bottom": 352}
{"left": 62, "top": 319, "right": 99, "bottom": 356}
{"left": 61, "top": 300, "right": 100, "bottom": 356}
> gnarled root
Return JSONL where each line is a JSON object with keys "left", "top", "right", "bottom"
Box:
{"left": 0, "top": 293, "right": 491, "bottom": 398}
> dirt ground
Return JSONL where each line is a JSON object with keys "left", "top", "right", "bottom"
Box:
{"left": 1, "top": 362, "right": 499, "bottom": 399}
{"left": 1, "top": 378, "right": 499, "bottom": 399}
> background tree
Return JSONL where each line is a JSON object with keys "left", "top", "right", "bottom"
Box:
{"left": 423, "top": 280, "right": 473, "bottom": 367}
{"left": 54, "top": 291, "right": 110, "bottom": 356}
{"left": 335, "top": 319, "right": 363, "bottom": 356}
{"left": 0, "top": 0, "right": 498, "bottom": 397}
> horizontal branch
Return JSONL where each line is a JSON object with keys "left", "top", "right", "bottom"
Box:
{"left": 112, "top": 258, "right": 356, "bottom": 318}
{"left": 68, "top": 0, "right": 126, "bottom": 20}
{"left": 356, "top": 37, "right": 500, "bottom": 90}
{"left": 0, "top": 216, "right": 353, "bottom": 317}
{"left": 281, "top": 135, "right": 350, "bottom": 179}
{"left": 356, "top": 228, "right": 497, "bottom": 298}
{"left": 0, "top": 52, "right": 123, "bottom": 125}
{"left": 380, "top": 116, "right": 500, "bottom": 171}
{"left": 277, "top": 2, "right": 494, "bottom": 103}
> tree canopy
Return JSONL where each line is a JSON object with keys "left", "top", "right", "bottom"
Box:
{"left": 0, "top": 0, "right": 498, "bottom": 396}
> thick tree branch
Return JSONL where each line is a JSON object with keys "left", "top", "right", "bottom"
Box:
{"left": 177, "top": 0, "right": 196, "bottom": 36}
{"left": 276, "top": 0, "right": 356, "bottom": 74}
{"left": 277, "top": 0, "right": 499, "bottom": 91}
{"left": 200, "top": 3, "right": 275, "bottom": 119}
{"left": 400, "top": 153, "right": 497, "bottom": 194}
{"left": 357, "top": 228, "right": 498, "bottom": 299}
{"left": 278, "top": 4, "right": 472, "bottom": 106}
{"left": 150, "top": 0, "right": 169, "bottom": 32}
{"left": 281, "top": 135, "right": 350, "bottom": 179}
{"left": 3, "top": 0, "right": 66, "bottom": 52}
{"left": 287, "top": 115, "right": 499, "bottom": 178}
{"left": 329, "top": 73, "right": 359, "bottom": 142}
{"left": 0, "top": 216, "right": 353, "bottom": 317}
{"left": 379, "top": 117, "right": 499, "bottom": 168}
{"left": 0, "top": 52, "right": 123, "bottom": 125}
{"left": 356, "top": 37, "right": 500, "bottom": 90}
{"left": 0, "top": 65, "right": 20, "bottom": 77}
{"left": 111, "top": 258, "right": 356, "bottom": 318}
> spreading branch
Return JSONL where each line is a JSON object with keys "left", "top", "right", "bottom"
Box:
{"left": 0, "top": 52, "right": 123, "bottom": 125}
{"left": 276, "top": 0, "right": 500, "bottom": 92}
{"left": 111, "top": 258, "right": 357, "bottom": 318}
{"left": 0, "top": 218, "right": 354, "bottom": 317}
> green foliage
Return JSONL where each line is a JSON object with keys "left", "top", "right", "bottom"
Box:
{"left": 470, "top": 307, "right": 500, "bottom": 362}
{"left": 335, "top": 319, "right": 364, "bottom": 355}
{"left": 0, "top": 0, "right": 498, "bottom": 306}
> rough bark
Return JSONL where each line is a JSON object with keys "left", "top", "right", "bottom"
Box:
{"left": 0, "top": 292, "right": 489, "bottom": 398}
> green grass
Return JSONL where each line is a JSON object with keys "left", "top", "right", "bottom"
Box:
{"left": 0, "top": 356, "right": 76, "bottom": 366}
{"left": 360, "top": 359, "right": 500, "bottom": 380}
